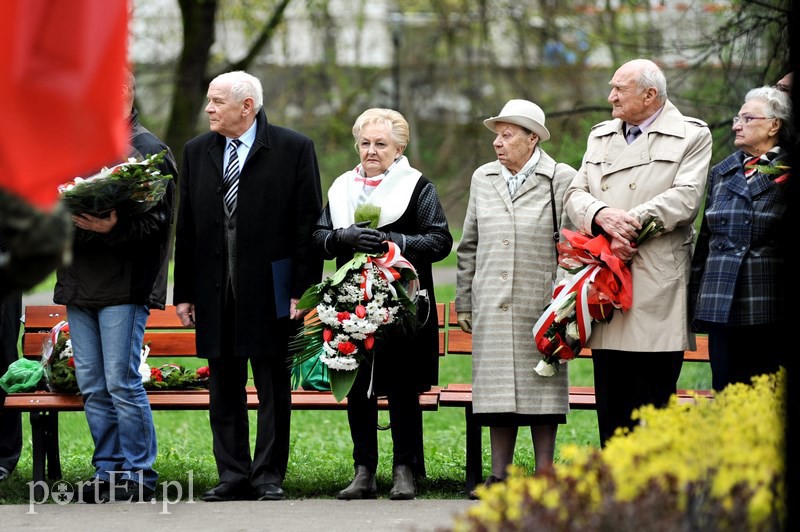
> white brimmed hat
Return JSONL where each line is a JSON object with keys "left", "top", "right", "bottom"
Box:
{"left": 483, "top": 99, "right": 550, "bottom": 142}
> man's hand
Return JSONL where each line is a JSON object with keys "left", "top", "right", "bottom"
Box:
{"left": 72, "top": 210, "right": 118, "bottom": 234}
{"left": 608, "top": 236, "right": 638, "bottom": 263}
{"left": 176, "top": 302, "right": 195, "bottom": 328}
{"left": 289, "top": 298, "right": 309, "bottom": 320}
{"left": 457, "top": 312, "right": 472, "bottom": 333}
{"left": 594, "top": 208, "right": 640, "bottom": 243}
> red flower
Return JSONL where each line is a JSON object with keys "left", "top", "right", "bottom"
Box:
{"left": 588, "top": 302, "right": 615, "bottom": 322}
{"left": 337, "top": 341, "right": 356, "bottom": 355}
{"left": 336, "top": 311, "right": 351, "bottom": 323}
{"left": 196, "top": 366, "right": 210, "bottom": 379}
{"left": 354, "top": 305, "right": 367, "bottom": 318}
{"left": 322, "top": 328, "right": 334, "bottom": 342}
{"left": 555, "top": 342, "right": 577, "bottom": 361}
{"left": 363, "top": 335, "right": 375, "bottom": 350}
{"left": 150, "top": 367, "right": 163, "bottom": 382}
{"left": 537, "top": 334, "right": 559, "bottom": 357}
{"left": 67, "top": 357, "right": 75, "bottom": 368}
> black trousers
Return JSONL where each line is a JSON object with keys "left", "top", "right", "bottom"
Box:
{"left": 0, "top": 292, "right": 22, "bottom": 473}
{"left": 346, "top": 361, "right": 424, "bottom": 476}
{"left": 207, "top": 292, "right": 292, "bottom": 487}
{"left": 592, "top": 349, "right": 683, "bottom": 447}
{"left": 706, "top": 322, "right": 785, "bottom": 392}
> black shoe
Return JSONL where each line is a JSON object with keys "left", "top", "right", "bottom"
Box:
{"left": 468, "top": 474, "right": 503, "bottom": 500}
{"left": 201, "top": 481, "right": 252, "bottom": 502}
{"left": 78, "top": 478, "right": 111, "bottom": 504}
{"left": 337, "top": 465, "right": 377, "bottom": 500}
{"left": 389, "top": 465, "right": 415, "bottom": 500}
{"left": 254, "top": 483, "right": 285, "bottom": 501}
{"left": 111, "top": 479, "right": 156, "bottom": 502}
{"left": 0, "top": 466, "right": 10, "bottom": 482}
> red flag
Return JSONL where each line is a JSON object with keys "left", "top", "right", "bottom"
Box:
{"left": 0, "top": 0, "right": 128, "bottom": 210}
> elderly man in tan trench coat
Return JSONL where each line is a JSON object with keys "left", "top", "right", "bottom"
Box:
{"left": 564, "top": 59, "right": 712, "bottom": 446}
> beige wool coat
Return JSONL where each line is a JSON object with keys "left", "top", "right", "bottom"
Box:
{"left": 564, "top": 99, "right": 712, "bottom": 352}
{"left": 456, "top": 149, "right": 576, "bottom": 415}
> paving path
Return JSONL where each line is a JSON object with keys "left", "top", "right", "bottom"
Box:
{"left": 1, "top": 499, "right": 475, "bottom": 531}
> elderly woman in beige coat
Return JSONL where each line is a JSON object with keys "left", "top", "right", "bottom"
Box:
{"left": 456, "top": 100, "right": 576, "bottom": 498}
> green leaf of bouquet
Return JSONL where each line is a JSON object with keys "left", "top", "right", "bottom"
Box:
{"left": 634, "top": 217, "right": 664, "bottom": 246}
{"left": 330, "top": 254, "right": 369, "bottom": 286}
{"left": 297, "top": 283, "right": 325, "bottom": 309}
{"left": 354, "top": 204, "right": 381, "bottom": 228}
{"left": 329, "top": 368, "right": 358, "bottom": 403}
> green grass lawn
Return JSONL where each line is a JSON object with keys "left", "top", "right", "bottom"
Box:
{"left": 2, "top": 266, "right": 711, "bottom": 503}
{"left": 0, "top": 352, "right": 709, "bottom": 503}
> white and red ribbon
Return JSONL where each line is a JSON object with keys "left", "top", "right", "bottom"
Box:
{"left": 532, "top": 265, "right": 598, "bottom": 351}
{"left": 360, "top": 241, "right": 418, "bottom": 301}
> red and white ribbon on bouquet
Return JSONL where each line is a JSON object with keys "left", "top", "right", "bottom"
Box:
{"left": 533, "top": 265, "right": 599, "bottom": 350}
{"left": 532, "top": 229, "right": 634, "bottom": 355}
{"left": 360, "top": 241, "right": 419, "bottom": 301}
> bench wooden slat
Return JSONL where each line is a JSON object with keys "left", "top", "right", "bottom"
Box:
{"left": 5, "top": 389, "right": 441, "bottom": 412}
{"left": 24, "top": 331, "right": 200, "bottom": 358}
{"left": 23, "top": 305, "right": 185, "bottom": 330}
{"left": 24, "top": 306, "right": 447, "bottom": 358}
{"left": 446, "top": 327, "right": 710, "bottom": 362}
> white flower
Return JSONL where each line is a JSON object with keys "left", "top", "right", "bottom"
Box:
{"left": 138, "top": 344, "right": 151, "bottom": 383}
{"left": 566, "top": 321, "right": 580, "bottom": 341}
{"left": 59, "top": 340, "right": 73, "bottom": 359}
{"left": 139, "top": 363, "right": 151, "bottom": 383}
{"left": 554, "top": 293, "right": 577, "bottom": 322}
{"left": 534, "top": 359, "right": 557, "bottom": 377}
{"left": 320, "top": 352, "right": 359, "bottom": 371}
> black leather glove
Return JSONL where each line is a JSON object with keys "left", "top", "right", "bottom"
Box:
{"left": 335, "top": 221, "right": 385, "bottom": 254}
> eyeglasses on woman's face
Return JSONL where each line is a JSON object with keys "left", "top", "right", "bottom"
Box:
{"left": 731, "top": 115, "right": 772, "bottom": 126}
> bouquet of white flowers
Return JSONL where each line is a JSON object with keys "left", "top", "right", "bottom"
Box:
{"left": 290, "top": 206, "right": 419, "bottom": 402}
{"left": 58, "top": 150, "right": 173, "bottom": 217}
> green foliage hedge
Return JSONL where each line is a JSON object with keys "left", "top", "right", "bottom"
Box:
{"left": 455, "top": 370, "right": 786, "bottom": 531}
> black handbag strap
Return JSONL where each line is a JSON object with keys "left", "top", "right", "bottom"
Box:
{"left": 548, "top": 170, "right": 559, "bottom": 254}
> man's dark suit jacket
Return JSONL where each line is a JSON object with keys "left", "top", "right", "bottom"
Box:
{"left": 174, "top": 109, "right": 323, "bottom": 358}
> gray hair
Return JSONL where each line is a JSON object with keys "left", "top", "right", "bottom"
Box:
{"left": 123, "top": 68, "right": 136, "bottom": 94}
{"left": 351, "top": 108, "right": 409, "bottom": 152}
{"left": 745, "top": 86, "right": 792, "bottom": 122}
{"left": 745, "top": 85, "right": 793, "bottom": 146}
{"left": 635, "top": 62, "right": 667, "bottom": 103}
{"left": 212, "top": 71, "right": 264, "bottom": 110}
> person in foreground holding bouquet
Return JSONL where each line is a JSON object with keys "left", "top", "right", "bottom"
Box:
{"left": 455, "top": 99, "right": 576, "bottom": 498}
{"left": 690, "top": 86, "right": 792, "bottom": 392}
{"left": 0, "top": 241, "right": 23, "bottom": 482}
{"left": 311, "top": 108, "right": 452, "bottom": 500}
{"left": 53, "top": 69, "right": 178, "bottom": 502}
{"left": 564, "top": 59, "right": 712, "bottom": 446}
{"left": 173, "top": 71, "right": 323, "bottom": 502}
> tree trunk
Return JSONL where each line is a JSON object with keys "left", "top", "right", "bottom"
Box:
{"left": 166, "top": 0, "right": 219, "bottom": 171}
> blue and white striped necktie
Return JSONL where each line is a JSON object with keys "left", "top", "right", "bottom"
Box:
{"left": 223, "top": 139, "right": 242, "bottom": 213}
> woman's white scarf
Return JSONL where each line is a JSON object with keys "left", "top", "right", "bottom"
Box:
{"left": 328, "top": 155, "right": 422, "bottom": 229}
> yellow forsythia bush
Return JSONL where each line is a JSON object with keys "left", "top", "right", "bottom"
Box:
{"left": 454, "top": 370, "right": 786, "bottom": 531}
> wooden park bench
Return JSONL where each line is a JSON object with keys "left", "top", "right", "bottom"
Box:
{"left": 4, "top": 305, "right": 442, "bottom": 486}
{"left": 437, "top": 302, "right": 714, "bottom": 492}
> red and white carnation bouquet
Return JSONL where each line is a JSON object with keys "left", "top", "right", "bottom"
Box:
{"left": 291, "top": 235, "right": 419, "bottom": 402}
{"left": 532, "top": 218, "right": 663, "bottom": 376}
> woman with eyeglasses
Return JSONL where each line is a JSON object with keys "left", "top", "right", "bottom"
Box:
{"left": 690, "top": 86, "right": 793, "bottom": 391}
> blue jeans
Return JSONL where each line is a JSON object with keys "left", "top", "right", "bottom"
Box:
{"left": 68, "top": 304, "right": 158, "bottom": 489}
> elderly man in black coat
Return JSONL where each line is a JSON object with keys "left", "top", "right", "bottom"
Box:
{"left": 173, "top": 70, "right": 323, "bottom": 502}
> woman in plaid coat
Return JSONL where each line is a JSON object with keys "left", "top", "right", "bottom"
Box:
{"left": 690, "top": 86, "right": 792, "bottom": 391}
